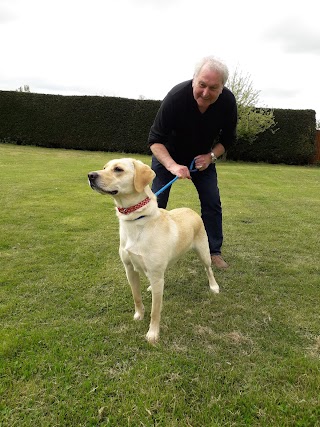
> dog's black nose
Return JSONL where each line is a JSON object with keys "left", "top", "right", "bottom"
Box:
{"left": 88, "top": 172, "right": 98, "bottom": 182}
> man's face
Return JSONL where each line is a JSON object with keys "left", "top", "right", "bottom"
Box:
{"left": 192, "top": 64, "right": 224, "bottom": 111}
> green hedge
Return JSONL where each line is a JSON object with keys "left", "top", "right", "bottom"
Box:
{"left": 0, "top": 90, "right": 160, "bottom": 154}
{"left": 227, "top": 108, "right": 316, "bottom": 164}
{"left": 0, "top": 91, "right": 316, "bottom": 164}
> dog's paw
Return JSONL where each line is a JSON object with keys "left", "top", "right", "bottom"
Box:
{"left": 134, "top": 307, "right": 145, "bottom": 321}
{"left": 146, "top": 329, "right": 159, "bottom": 344}
{"left": 209, "top": 284, "right": 220, "bottom": 294}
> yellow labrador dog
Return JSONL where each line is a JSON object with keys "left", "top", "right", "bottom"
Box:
{"left": 88, "top": 158, "right": 219, "bottom": 343}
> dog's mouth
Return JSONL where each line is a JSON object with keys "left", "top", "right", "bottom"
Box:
{"left": 89, "top": 182, "right": 118, "bottom": 196}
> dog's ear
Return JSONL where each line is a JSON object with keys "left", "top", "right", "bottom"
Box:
{"left": 133, "top": 160, "right": 156, "bottom": 193}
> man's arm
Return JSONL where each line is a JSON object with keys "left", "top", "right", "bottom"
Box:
{"left": 194, "top": 90, "right": 237, "bottom": 171}
{"left": 150, "top": 143, "right": 191, "bottom": 179}
{"left": 211, "top": 142, "right": 225, "bottom": 158}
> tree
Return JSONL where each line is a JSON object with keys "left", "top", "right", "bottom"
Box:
{"left": 16, "top": 85, "right": 30, "bottom": 93}
{"left": 228, "top": 69, "right": 277, "bottom": 142}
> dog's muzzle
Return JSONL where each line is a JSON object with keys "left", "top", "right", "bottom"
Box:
{"left": 88, "top": 172, "right": 118, "bottom": 195}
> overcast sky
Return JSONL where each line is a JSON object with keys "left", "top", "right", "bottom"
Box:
{"left": 1, "top": 0, "right": 319, "bottom": 120}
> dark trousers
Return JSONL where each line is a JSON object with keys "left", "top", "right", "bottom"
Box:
{"left": 151, "top": 156, "right": 223, "bottom": 255}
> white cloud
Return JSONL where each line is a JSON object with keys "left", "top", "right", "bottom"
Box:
{"left": 264, "top": 17, "right": 320, "bottom": 54}
{"left": 0, "top": 0, "right": 319, "bottom": 119}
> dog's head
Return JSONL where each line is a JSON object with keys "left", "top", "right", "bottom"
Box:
{"left": 88, "top": 158, "right": 155, "bottom": 196}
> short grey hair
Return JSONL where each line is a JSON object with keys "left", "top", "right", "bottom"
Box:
{"left": 193, "top": 56, "right": 229, "bottom": 85}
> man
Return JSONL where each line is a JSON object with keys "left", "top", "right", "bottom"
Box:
{"left": 148, "top": 56, "right": 237, "bottom": 269}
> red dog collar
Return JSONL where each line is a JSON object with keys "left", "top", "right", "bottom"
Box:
{"left": 117, "top": 197, "right": 151, "bottom": 215}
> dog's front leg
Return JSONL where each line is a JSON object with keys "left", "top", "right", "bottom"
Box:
{"left": 123, "top": 262, "right": 145, "bottom": 321}
{"left": 146, "top": 277, "right": 164, "bottom": 344}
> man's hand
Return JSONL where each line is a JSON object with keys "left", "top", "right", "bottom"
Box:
{"left": 194, "top": 153, "right": 211, "bottom": 171}
{"left": 167, "top": 163, "right": 191, "bottom": 179}
{"left": 194, "top": 143, "right": 226, "bottom": 171}
{"left": 150, "top": 143, "right": 191, "bottom": 179}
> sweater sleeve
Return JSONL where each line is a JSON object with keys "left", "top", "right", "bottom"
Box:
{"left": 148, "top": 93, "right": 175, "bottom": 146}
{"left": 218, "top": 91, "right": 238, "bottom": 151}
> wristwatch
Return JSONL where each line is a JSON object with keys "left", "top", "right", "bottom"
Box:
{"left": 210, "top": 151, "right": 218, "bottom": 163}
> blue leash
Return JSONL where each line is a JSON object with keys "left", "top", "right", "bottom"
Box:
{"left": 154, "top": 159, "right": 198, "bottom": 197}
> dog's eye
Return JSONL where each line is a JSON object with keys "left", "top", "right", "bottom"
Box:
{"left": 114, "top": 167, "right": 124, "bottom": 173}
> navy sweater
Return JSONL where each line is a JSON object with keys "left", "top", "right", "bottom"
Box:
{"left": 148, "top": 80, "right": 237, "bottom": 165}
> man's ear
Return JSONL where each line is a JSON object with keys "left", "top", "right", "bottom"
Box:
{"left": 132, "top": 160, "right": 156, "bottom": 193}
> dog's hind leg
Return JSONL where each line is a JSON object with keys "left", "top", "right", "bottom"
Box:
{"left": 194, "top": 235, "right": 219, "bottom": 294}
{"left": 146, "top": 275, "right": 164, "bottom": 344}
{"left": 204, "top": 262, "right": 219, "bottom": 294}
{"left": 123, "top": 262, "right": 145, "bottom": 321}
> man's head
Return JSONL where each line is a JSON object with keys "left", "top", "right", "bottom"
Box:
{"left": 192, "top": 56, "right": 229, "bottom": 111}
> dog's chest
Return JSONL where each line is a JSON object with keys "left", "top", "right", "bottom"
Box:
{"left": 120, "top": 223, "right": 149, "bottom": 272}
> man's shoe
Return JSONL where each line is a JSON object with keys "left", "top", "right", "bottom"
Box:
{"left": 211, "top": 255, "right": 229, "bottom": 269}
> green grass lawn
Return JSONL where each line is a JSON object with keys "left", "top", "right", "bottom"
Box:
{"left": 1, "top": 143, "right": 320, "bottom": 426}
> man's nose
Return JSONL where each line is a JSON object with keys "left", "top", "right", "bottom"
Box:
{"left": 202, "top": 87, "right": 210, "bottom": 98}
